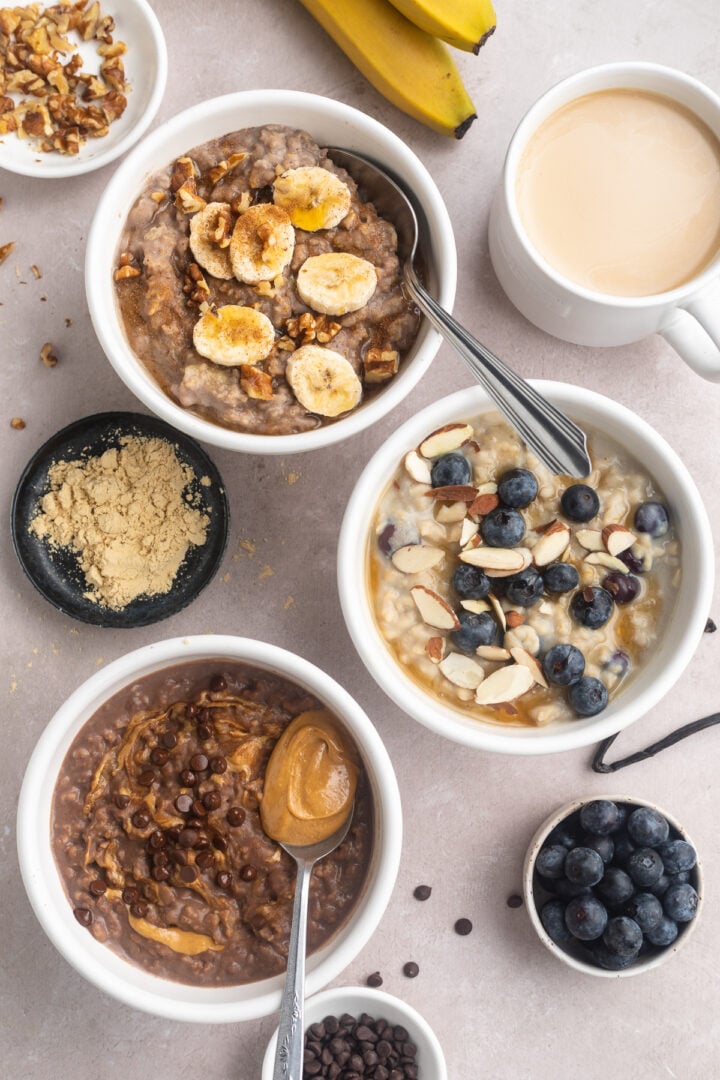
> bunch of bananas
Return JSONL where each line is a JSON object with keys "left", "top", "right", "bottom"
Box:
{"left": 297, "top": 0, "right": 496, "bottom": 139}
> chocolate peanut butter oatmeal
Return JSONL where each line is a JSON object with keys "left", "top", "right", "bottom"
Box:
{"left": 114, "top": 125, "right": 420, "bottom": 435}
{"left": 52, "top": 661, "right": 373, "bottom": 986}
{"left": 369, "top": 412, "right": 681, "bottom": 726}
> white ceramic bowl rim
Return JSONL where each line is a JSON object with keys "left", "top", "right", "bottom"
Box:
{"left": 0, "top": 0, "right": 167, "bottom": 178}
{"left": 337, "top": 380, "right": 714, "bottom": 755}
{"left": 522, "top": 795, "right": 703, "bottom": 977}
{"left": 85, "top": 89, "right": 457, "bottom": 454}
{"left": 17, "top": 635, "right": 402, "bottom": 1023}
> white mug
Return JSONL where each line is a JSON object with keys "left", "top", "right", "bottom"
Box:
{"left": 489, "top": 62, "right": 720, "bottom": 381}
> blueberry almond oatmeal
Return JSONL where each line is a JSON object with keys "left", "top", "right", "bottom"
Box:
{"left": 51, "top": 660, "right": 372, "bottom": 986}
{"left": 114, "top": 125, "right": 420, "bottom": 435}
{"left": 368, "top": 412, "right": 681, "bottom": 726}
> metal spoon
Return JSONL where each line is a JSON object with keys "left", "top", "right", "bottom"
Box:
{"left": 272, "top": 809, "right": 355, "bottom": 1080}
{"left": 327, "top": 147, "right": 591, "bottom": 479}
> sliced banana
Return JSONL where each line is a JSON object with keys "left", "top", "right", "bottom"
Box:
{"left": 230, "top": 203, "right": 295, "bottom": 284}
{"left": 188, "top": 201, "right": 234, "bottom": 279}
{"left": 273, "top": 166, "right": 352, "bottom": 231}
{"left": 285, "top": 344, "right": 362, "bottom": 417}
{"left": 193, "top": 305, "right": 275, "bottom": 367}
{"left": 297, "top": 252, "right": 377, "bottom": 316}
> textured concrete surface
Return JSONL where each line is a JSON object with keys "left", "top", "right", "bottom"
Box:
{"left": 2, "top": 1, "right": 720, "bottom": 1077}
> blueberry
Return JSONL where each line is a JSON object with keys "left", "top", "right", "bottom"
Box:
{"left": 612, "top": 832, "right": 636, "bottom": 866}
{"left": 543, "top": 562, "right": 580, "bottom": 593}
{"left": 561, "top": 484, "right": 600, "bottom": 523}
{"left": 377, "top": 519, "right": 420, "bottom": 556}
{"left": 551, "top": 877, "right": 593, "bottom": 901}
{"left": 602, "top": 572, "right": 640, "bottom": 605}
{"left": 452, "top": 563, "right": 492, "bottom": 600}
{"left": 505, "top": 567, "right": 544, "bottom": 607}
{"left": 627, "top": 807, "right": 670, "bottom": 847}
{"left": 497, "top": 467, "right": 538, "bottom": 509}
{"left": 565, "top": 895, "right": 608, "bottom": 941}
{"left": 593, "top": 943, "right": 638, "bottom": 970}
{"left": 603, "top": 650, "right": 630, "bottom": 678}
{"left": 624, "top": 892, "right": 663, "bottom": 933}
{"left": 663, "top": 883, "right": 699, "bottom": 923}
{"left": 618, "top": 548, "right": 645, "bottom": 574}
{"left": 656, "top": 839, "right": 697, "bottom": 875}
{"left": 667, "top": 870, "right": 692, "bottom": 886}
{"left": 579, "top": 800, "right": 621, "bottom": 836}
{"left": 431, "top": 452, "right": 471, "bottom": 488}
{"left": 542, "top": 644, "right": 585, "bottom": 687}
{"left": 568, "top": 676, "right": 609, "bottom": 717}
{"left": 646, "top": 915, "right": 679, "bottom": 947}
{"left": 570, "top": 587, "right": 614, "bottom": 629}
{"left": 582, "top": 834, "right": 614, "bottom": 865}
{"left": 627, "top": 848, "right": 665, "bottom": 887}
{"left": 634, "top": 501, "right": 670, "bottom": 538}
{"left": 649, "top": 874, "right": 671, "bottom": 898}
{"left": 540, "top": 899, "right": 572, "bottom": 944}
{"left": 480, "top": 507, "right": 526, "bottom": 548}
{"left": 564, "top": 846, "right": 605, "bottom": 886}
{"left": 450, "top": 610, "right": 499, "bottom": 654}
{"left": 603, "top": 916, "right": 643, "bottom": 957}
{"left": 535, "top": 844, "right": 568, "bottom": 879}
{"left": 546, "top": 822, "right": 579, "bottom": 850}
{"left": 596, "top": 866, "right": 635, "bottom": 906}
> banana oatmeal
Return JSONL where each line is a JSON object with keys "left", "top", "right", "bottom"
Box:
{"left": 114, "top": 125, "right": 420, "bottom": 435}
{"left": 369, "top": 413, "right": 681, "bottom": 726}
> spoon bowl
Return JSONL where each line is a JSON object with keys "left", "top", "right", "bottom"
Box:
{"left": 328, "top": 147, "right": 591, "bottom": 478}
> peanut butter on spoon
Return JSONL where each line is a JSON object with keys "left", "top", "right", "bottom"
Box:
{"left": 260, "top": 709, "right": 358, "bottom": 847}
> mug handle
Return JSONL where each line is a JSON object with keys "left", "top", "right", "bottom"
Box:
{"left": 659, "top": 280, "right": 720, "bottom": 381}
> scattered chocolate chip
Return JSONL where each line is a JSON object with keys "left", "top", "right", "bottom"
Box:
{"left": 226, "top": 806, "right": 245, "bottom": 827}
{"left": 138, "top": 768, "right": 157, "bottom": 786}
{"left": 194, "top": 833, "right": 211, "bottom": 850}
{"left": 705, "top": 617, "right": 717, "bottom": 633}
{"left": 210, "top": 674, "right": 227, "bottom": 692}
{"left": 175, "top": 794, "right": 193, "bottom": 815}
{"left": 73, "top": 906, "right": 93, "bottom": 927}
{"left": 179, "top": 865, "right": 197, "bottom": 884}
{"left": 122, "top": 886, "right": 140, "bottom": 905}
{"left": 196, "top": 850, "right": 214, "bottom": 870}
{"left": 366, "top": 972, "right": 383, "bottom": 988}
{"left": 190, "top": 753, "right": 209, "bottom": 772}
{"left": 150, "top": 747, "right": 169, "bottom": 766}
{"left": 213, "top": 835, "right": 228, "bottom": 853}
{"left": 216, "top": 870, "right": 232, "bottom": 889}
{"left": 153, "top": 865, "right": 170, "bottom": 882}
{"left": 88, "top": 879, "right": 107, "bottom": 897}
{"left": 454, "top": 918, "right": 473, "bottom": 936}
{"left": 191, "top": 799, "right": 207, "bottom": 817}
{"left": 114, "top": 793, "right": 130, "bottom": 809}
{"left": 413, "top": 884, "right": 431, "bottom": 901}
{"left": 153, "top": 851, "right": 169, "bottom": 869}
{"left": 171, "top": 848, "right": 188, "bottom": 867}
{"left": 147, "top": 830, "right": 167, "bottom": 851}
{"left": 403, "top": 961, "right": 419, "bottom": 978}
{"left": 131, "top": 810, "right": 150, "bottom": 829}
{"left": 210, "top": 755, "right": 227, "bottom": 774}
{"left": 166, "top": 826, "right": 182, "bottom": 843}
{"left": 178, "top": 828, "right": 198, "bottom": 848}
{"left": 196, "top": 724, "right": 213, "bottom": 741}
{"left": 202, "top": 790, "right": 221, "bottom": 811}
{"left": 240, "top": 864, "right": 257, "bottom": 882}
{"left": 507, "top": 894, "right": 524, "bottom": 909}
{"left": 130, "top": 901, "right": 149, "bottom": 919}
{"left": 186, "top": 703, "right": 199, "bottom": 719}
{"left": 159, "top": 730, "right": 178, "bottom": 749}
{"left": 179, "top": 769, "right": 197, "bottom": 787}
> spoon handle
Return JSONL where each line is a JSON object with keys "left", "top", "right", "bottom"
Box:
{"left": 405, "top": 267, "right": 591, "bottom": 478}
{"left": 273, "top": 859, "right": 313, "bottom": 1080}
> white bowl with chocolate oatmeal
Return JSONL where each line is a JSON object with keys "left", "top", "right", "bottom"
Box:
{"left": 17, "top": 636, "right": 402, "bottom": 1022}
{"left": 338, "top": 382, "right": 713, "bottom": 754}
{"left": 85, "top": 90, "right": 456, "bottom": 453}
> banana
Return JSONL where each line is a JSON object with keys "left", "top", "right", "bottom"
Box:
{"left": 193, "top": 304, "right": 275, "bottom": 367}
{"left": 297, "top": 0, "right": 476, "bottom": 139}
{"left": 273, "top": 166, "right": 352, "bottom": 231}
{"left": 230, "top": 203, "right": 295, "bottom": 284}
{"left": 386, "top": 0, "right": 496, "bottom": 54}
{"left": 285, "top": 344, "right": 363, "bottom": 416}
{"left": 188, "top": 202, "right": 234, "bottom": 280}
{"left": 297, "top": 252, "right": 377, "bottom": 315}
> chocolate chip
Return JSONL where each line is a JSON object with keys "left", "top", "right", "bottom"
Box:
{"left": 179, "top": 769, "right": 197, "bottom": 787}
{"left": 160, "top": 730, "right": 178, "bottom": 749}
{"left": 213, "top": 835, "right": 228, "bottom": 853}
{"left": 196, "top": 850, "right": 214, "bottom": 870}
{"left": 150, "top": 747, "right": 169, "bottom": 766}
{"left": 226, "top": 806, "right": 245, "bottom": 826}
{"left": 191, "top": 799, "right": 207, "bottom": 816}
{"left": 210, "top": 674, "right": 227, "bottom": 692}
{"left": 147, "top": 830, "right": 167, "bottom": 851}
{"left": 114, "top": 793, "right": 130, "bottom": 809}
{"left": 454, "top": 918, "right": 473, "bottom": 936}
{"left": 175, "top": 794, "right": 193, "bottom": 814}
{"left": 366, "top": 972, "right": 383, "bottom": 988}
{"left": 138, "top": 768, "right": 157, "bottom": 786}
{"left": 153, "top": 851, "right": 169, "bottom": 868}
{"left": 240, "top": 864, "right": 257, "bottom": 882}
{"left": 179, "top": 865, "right": 197, "bottom": 884}
{"left": 705, "top": 617, "right": 717, "bottom": 633}
{"left": 210, "top": 755, "right": 227, "bottom": 774}
{"left": 194, "top": 833, "right": 211, "bottom": 850}
{"left": 122, "top": 886, "right": 140, "bottom": 905}
{"left": 132, "top": 810, "right": 150, "bottom": 829}
{"left": 153, "top": 865, "right": 170, "bottom": 882}
{"left": 88, "top": 879, "right": 107, "bottom": 897}
{"left": 73, "top": 906, "right": 93, "bottom": 927}
{"left": 507, "top": 894, "right": 524, "bottom": 909}
{"left": 178, "top": 828, "right": 198, "bottom": 848}
{"left": 190, "top": 753, "right": 209, "bottom": 772}
{"left": 186, "top": 703, "right": 199, "bottom": 718}
{"left": 171, "top": 848, "right": 188, "bottom": 866}
{"left": 196, "top": 724, "right": 213, "bottom": 741}
{"left": 202, "top": 790, "right": 221, "bottom": 811}
{"left": 402, "top": 961, "right": 419, "bottom": 978}
{"left": 216, "top": 870, "right": 232, "bottom": 889}
{"left": 130, "top": 900, "right": 149, "bottom": 918}
{"left": 166, "top": 826, "right": 182, "bottom": 843}
{"left": 413, "top": 884, "right": 431, "bottom": 901}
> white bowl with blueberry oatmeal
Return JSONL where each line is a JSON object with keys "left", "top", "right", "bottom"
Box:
{"left": 338, "top": 382, "right": 713, "bottom": 754}
{"left": 85, "top": 90, "right": 456, "bottom": 453}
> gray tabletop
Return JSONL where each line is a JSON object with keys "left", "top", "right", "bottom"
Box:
{"left": 2, "top": 2, "right": 720, "bottom": 1077}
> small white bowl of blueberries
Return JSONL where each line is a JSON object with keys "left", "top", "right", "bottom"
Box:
{"left": 523, "top": 796, "right": 702, "bottom": 976}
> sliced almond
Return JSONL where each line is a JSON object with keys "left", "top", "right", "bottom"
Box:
{"left": 532, "top": 522, "right": 571, "bottom": 566}
{"left": 459, "top": 547, "right": 526, "bottom": 572}
{"left": 462, "top": 532, "right": 482, "bottom": 551}
{"left": 460, "top": 518, "right": 479, "bottom": 547}
{"left": 436, "top": 501, "right": 468, "bottom": 524}
{"left": 602, "top": 524, "right": 636, "bottom": 556}
{"left": 506, "top": 610, "right": 525, "bottom": 628}
{"left": 419, "top": 423, "right": 474, "bottom": 459}
{"left": 391, "top": 545, "right": 444, "bottom": 574}
{"left": 485, "top": 547, "right": 532, "bottom": 578}
{"left": 534, "top": 519, "right": 559, "bottom": 534}
{"left": 585, "top": 551, "right": 629, "bottom": 572}
{"left": 404, "top": 449, "right": 431, "bottom": 485}
{"left": 439, "top": 652, "right": 485, "bottom": 689}
{"left": 576, "top": 529, "right": 604, "bottom": 552}
{"left": 510, "top": 647, "right": 548, "bottom": 688}
{"left": 460, "top": 599, "right": 491, "bottom": 614}
{"left": 468, "top": 492, "right": 499, "bottom": 516}
{"left": 427, "top": 484, "right": 478, "bottom": 503}
{"left": 425, "top": 636, "right": 445, "bottom": 664}
{"left": 487, "top": 592, "right": 506, "bottom": 632}
{"left": 410, "top": 586, "right": 460, "bottom": 630}
{"left": 476, "top": 645, "right": 511, "bottom": 662}
{"left": 474, "top": 664, "right": 534, "bottom": 705}
{"left": 475, "top": 481, "right": 498, "bottom": 496}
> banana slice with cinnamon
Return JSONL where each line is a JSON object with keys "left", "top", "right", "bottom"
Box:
{"left": 188, "top": 202, "right": 234, "bottom": 280}
{"left": 297, "top": 252, "right": 377, "bottom": 315}
{"left": 273, "top": 166, "right": 352, "bottom": 231}
{"left": 229, "top": 203, "right": 295, "bottom": 284}
{"left": 193, "top": 304, "right": 275, "bottom": 367}
{"left": 285, "top": 344, "right": 362, "bottom": 416}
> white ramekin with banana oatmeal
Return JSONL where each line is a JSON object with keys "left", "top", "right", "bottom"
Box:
{"left": 338, "top": 384, "right": 714, "bottom": 755}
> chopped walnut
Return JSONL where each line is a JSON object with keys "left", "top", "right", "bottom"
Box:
{"left": 10, "top": 416, "right": 26, "bottom": 430}
{"left": 231, "top": 191, "right": 252, "bottom": 214}
{"left": 31, "top": 264, "right": 42, "bottom": 279}
{"left": 114, "top": 264, "right": 141, "bottom": 282}
{"left": 174, "top": 180, "right": 206, "bottom": 214}
{"left": 0, "top": 241, "right": 16, "bottom": 266}
{"left": 182, "top": 263, "right": 210, "bottom": 305}
{"left": 170, "top": 156, "right": 197, "bottom": 192}
{"left": 363, "top": 347, "right": 400, "bottom": 384}
{"left": 40, "top": 341, "right": 58, "bottom": 367}
{"left": 240, "top": 365, "right": 274, "bottom": 400}
{"left": 285, "top": 312, "right": 341, "bottom": 346}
